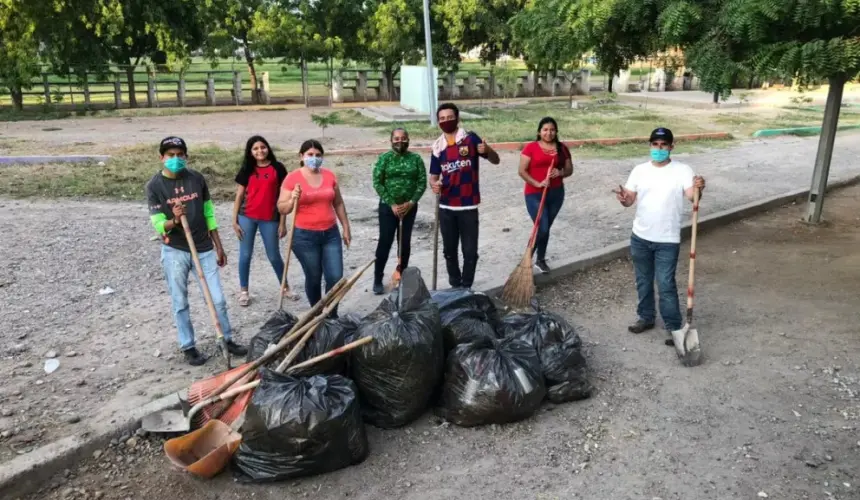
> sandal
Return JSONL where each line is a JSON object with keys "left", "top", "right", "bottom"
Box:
{"left": 239, "top": 291, "right": 250, "bottom": 307}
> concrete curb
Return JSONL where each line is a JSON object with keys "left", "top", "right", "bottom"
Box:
{"left": 0, "top": 133, "right": 733, "bottom": 164}
{"left": 2, "top": 173, "right": 857, "bottom": 498}
{"left": 751, "top": 124, "right": 860, "bottom": 138}
{"left": 0, "top": 393, "right": 181, "bottom": 499}
{"left": 482, "top": 174, "right": 860, "bottom": 298}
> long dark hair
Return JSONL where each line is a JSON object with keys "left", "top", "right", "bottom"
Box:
{"left": 298, "top": 139, "right": 325, "bottom": 166}
{"left": 239, "top": 135, "right": 278, "bottom": 178}
{"left": 535, "top": 116, "right": 567, "bottom": 163}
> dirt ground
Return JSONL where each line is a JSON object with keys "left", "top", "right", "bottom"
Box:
{"left": 16, "top": 172, "right": 860, "bottom": 500}
{"left": 2, "top": 132, "right": 860, "bottom": 468}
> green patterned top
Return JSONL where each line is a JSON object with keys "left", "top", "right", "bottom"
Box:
{"left": 372, "top": 150, "right": 427, "bottom": 206}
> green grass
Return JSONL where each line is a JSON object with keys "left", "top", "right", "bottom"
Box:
{"left": 712, "top": 109, "right": 860, "bottom": 136}
{"left": 335, "top": 103, "right": 712, "bottom": 142}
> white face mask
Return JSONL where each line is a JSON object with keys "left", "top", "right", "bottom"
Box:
{"left": 304, "top": 156, "right": 323, "bottom": 171}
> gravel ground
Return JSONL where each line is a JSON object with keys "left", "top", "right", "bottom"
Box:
{"left": 15, "top": 179, "right": 860, "bottom": 500}
{"left": 1, "top": 133, "right": 860, "bottom": 468}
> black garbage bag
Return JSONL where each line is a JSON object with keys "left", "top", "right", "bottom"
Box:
{"left": 232, "top": 370, "right": 368, "bottom": 483}
{"left": 430, "top": 288, "right": 501, "bottom": 352}
{"left": 437, "top": 337, "right": 546, "bottom": 427}
{"left": 247, "top": 309, "right": 299, "bottom": 362}
{"left": 350, "top": 267, "right": 444, "bottom": 428}
{"left": 291, "top": 318, "right": 348, "bottom": 377}
{"left": 338, "top": 313, "right": 363, "bottom": 343}
{"left": 499, "top": 305, "right": 592, "bottom": 403}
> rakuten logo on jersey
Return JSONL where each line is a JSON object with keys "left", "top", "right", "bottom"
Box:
{"left": 441, "top": 158, "right": 472, "bottom": 174}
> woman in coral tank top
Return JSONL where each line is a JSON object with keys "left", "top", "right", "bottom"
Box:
{"left": 517, "top": 117, "right": 574, "bottom": 274}
{"left": 277, "top": 140, "right": 352, "bottom": 316}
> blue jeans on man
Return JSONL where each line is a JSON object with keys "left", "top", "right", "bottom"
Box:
{"left": 630, "top": 233, "right": 682, "bottom": 331}
{"left": 160, "top": 245, "right": 234, "bottom": 351}
{"left": 291, "top": 225, "right": 344, "bottom": 316}
{"left": 237, "top": 214, "right": 285, "bottom": 289}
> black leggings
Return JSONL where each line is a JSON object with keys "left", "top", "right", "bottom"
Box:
{"left": 374, "top": 202, "right": 417, "bottom": 283}
{"left": 439, "top": 208, "right": 479, "bottom": 288}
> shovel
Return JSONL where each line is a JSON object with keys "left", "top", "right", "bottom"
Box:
{"left": 278, "top": 188, "right": 301, "bottom": 307}
{"left": 180, "top": 214, "right": 230, "bottom": 370}
{"left": 671, "top": 187, "right": 703, "bottom": 367}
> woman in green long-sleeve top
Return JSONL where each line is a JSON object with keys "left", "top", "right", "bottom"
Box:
{"left": 371, "top": 128, "right": 428, "bottom": 294}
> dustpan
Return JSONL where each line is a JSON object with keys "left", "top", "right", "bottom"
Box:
{"left": 164, "top": 419, "right": 242, "bottom": 479}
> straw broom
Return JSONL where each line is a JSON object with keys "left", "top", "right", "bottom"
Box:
{"left": 500, "top": 161, "right": 554, "bottom": 309}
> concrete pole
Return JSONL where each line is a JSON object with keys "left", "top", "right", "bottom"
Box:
{"left": 422, "top": 0, "right": 437, "bottom": 125}
{"left": 805, "top": 75, "right": 846, "bottom": 223}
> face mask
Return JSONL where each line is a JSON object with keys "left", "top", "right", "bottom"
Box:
{"left": 439, "top": 120, "right": 458, "bottom": 134}
{"left": 392, "top": 142, "right": 409, "bottom": 154}
{"left": 164, "top": 157, "right": 187, "bottom": 173}
{"left": 304, "top": 156, "right": 323, "bottom": 171}
{"left": 650, "top": 149, "right": 670, "bottom": 163}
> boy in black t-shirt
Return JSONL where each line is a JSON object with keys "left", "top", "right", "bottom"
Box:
{"left": 145, "top": 136, "right": 247, "bottom": 366}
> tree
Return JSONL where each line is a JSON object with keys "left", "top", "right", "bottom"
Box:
{"left": 358, "top": 0, "right": 425, "bottom": 101}
{"left": 561, "top": 0, "right": 660, "bottom": 93}
{"left": 0, "top": 0, "right": 42, "bottom": 111}
{"left": 656, "top": 0, "right": 860, "bottom": 222}
{"left": 436, "top": 0, "right": 527, "bottom": 64}
{"left": 201, "top": 0, "right": 267, "bottom": 104}
{"left": 510, "top": 0, "right": 585, "bottom": 104}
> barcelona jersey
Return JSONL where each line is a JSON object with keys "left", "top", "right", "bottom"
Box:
{"left": 429, "top": 131, "right": 488, "bottom": 209}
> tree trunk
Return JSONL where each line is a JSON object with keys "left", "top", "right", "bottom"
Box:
{"left": 125, "top": 62, "right": 138, "bottom": 108}
{"left": 712, "top": 91, "right": 719, "bottom": 104}
{"left": 805, "top": 74, "right": 846, "bottom": 223}
{"left": 301, "top": 56, "right": 309, "bottom": 107}
{"left": 242, "top": 37, "right": 260, "bottom": 105}
{"left": 10, "top": 85, "right": 23, "bottom": 111}
{"left": 384, "top": 64, "right": 396, "bottom": 102}
{"left": 607, "top": 77, "right": 614, "bottom": 93}
{"left": 327, "top": 56, "right": 333, "bottom": 108}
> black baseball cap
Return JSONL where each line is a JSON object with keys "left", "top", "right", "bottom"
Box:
{"left": 649, "top": 127, "right": 674, "bottom": 144}
{"left": 159, "top": 136, "right": 188, "bottom": 155}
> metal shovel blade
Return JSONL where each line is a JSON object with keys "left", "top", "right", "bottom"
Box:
{"left": 671, "top": 324, "right": 702, "bottom": 367}
{"left": 141, "top": 392, "right": 192, "bottom": 433}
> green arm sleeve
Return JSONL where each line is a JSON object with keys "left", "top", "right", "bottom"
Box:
{"left": 411, "top": 155, "right": 428, "bottom": 203}
{"left": 150, "top": 213, "right": 168, "bottom": 235}
{"left": 203, "top": 200, "right": 218, "bottom": 231}
{"left": 372, "top": 156, "right": 393, "bottom": 205}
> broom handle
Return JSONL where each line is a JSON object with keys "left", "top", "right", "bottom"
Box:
{"left": 685, "top": 186, "right": 700, "bottom": 325}
{"left": 431, "top": 194, "right": 440, "bottom": 290}
{"left": 210, "top": 259, "right": 374, "bottom": 397}
{"left": 526, "top": 158, "right": 555, "bottom": 250}
{"left": 188, "top": 337, "right": 374, "bottom": 422}
{"left": 278, "top": 191, "right": 300, "bottom": 310}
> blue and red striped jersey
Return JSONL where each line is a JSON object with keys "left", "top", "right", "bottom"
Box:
{"left": 429, "top": 131, "right": 487, "bottom": 208}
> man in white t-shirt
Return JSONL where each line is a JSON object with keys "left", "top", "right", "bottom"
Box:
{"left": 614, "top": 127, "right": 706, "bottom": 346}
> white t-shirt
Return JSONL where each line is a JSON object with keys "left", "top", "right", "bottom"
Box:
{"left": 624, "top": 160, "right": 694, "bottom": 244}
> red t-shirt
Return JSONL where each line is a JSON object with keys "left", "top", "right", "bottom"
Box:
{"left": 521, "top": 141, "right": 571, "bottom": 195}
{"left": 282, "top": 168, "right": 338, "bottom": 231}
{"left": 236, "top": 162, "right": 288, "bottom": 221}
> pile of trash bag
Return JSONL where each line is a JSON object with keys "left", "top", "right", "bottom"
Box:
{"left": 247, "top": 309, "right": 299, "bottom": 362}
{"left": 350, "top": 267, "right": 444, "bottom": 428}
{"left": 232, "top": 370, "right": 368, "bottom": 483}
{"left": 436, "top": 336, "right": 546, "bottom": 427}
{"left": 430, "top": 288, "right": 501, "bottom": 352}
{"left": 499, "top": 304, "right": 592, "bottom": 403}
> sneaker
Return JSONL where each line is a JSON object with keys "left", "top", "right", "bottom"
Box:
{"left": 373, "top": 283, "right": 384, "bottom": 295}
{"left": 224, "top": 340, "right": 248, "bottom": 356}
{"left": 183, "top": 347, "right": 207, "bottom": 366}
{"left": 534, "top": 260, "right": 551, "bottom": 274}
{"left": 627, "top": 319, "right": 655, "bottom": 334}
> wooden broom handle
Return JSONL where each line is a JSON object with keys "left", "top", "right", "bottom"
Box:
{"left": 179, "top": 215, "right": 225, "bottom": 342}
{"left": 278, "top": 191, "right": 300, "bottom": 310}
{"left": 526, "top": 157, "right": 556, "bottom": 250}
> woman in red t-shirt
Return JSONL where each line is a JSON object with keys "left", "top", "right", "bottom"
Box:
{"left": 233, "top": 135, "right": 289, "bottom": 306}
{"left": 518, "top": 117, "right": 574, "bottom": 274}
{"left": 277, "top": 140, "right": 352, "bottom": 317}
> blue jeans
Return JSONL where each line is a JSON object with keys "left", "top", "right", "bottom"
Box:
{"left": 160, "top": 245, "right": 234, "bottom": 351}
{"left": 630, "top": 233, "right": 682, "bottom": 330}
{"left": 292, "top": 225, "right": 344, "bottom": 314}
{"left": 525, "top": 186, "right": 565, "bottom": 261}
{"left": 237, "top": 214, "right": 285, "bottom": 290}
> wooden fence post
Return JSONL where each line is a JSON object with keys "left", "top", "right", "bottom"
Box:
{"left": 42, "top": 74, "right": 51, "bottom": 104}
{"left": 206, "top": 75, "right": 216, "bottom": 106}
{"left": 262, "top": 72, "right": 272, "bottom": 105}
{"left": 147, "top": 73, "right": 158, "bottom": 108}
{"left": 83, "top": 74, "right": 91, "bottom": 109}
{"left": 177, "top": 75, "right": 186, "bottom": 107}
{"left": 113, "top": 74, "right": 123, "bottom": 108}
{"left": 232, "top": 71, "right": 242, "bottom": 105}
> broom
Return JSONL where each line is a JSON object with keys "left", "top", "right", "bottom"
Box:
{"left": 185, "top": 259, "right": 374, "bottom": 427}
{"left": 500, "top": 161, "right": 554, "bottom": 309}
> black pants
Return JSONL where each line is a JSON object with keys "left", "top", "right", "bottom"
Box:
{"left": 374, "top": 202, "right": 417, "bottom": 284}
{"left": 439, "top": 208, "right": 479, "bottom": 288}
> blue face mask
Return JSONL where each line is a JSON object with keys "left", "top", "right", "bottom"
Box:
{"left": 164, "top": 157, "right": 187, "bottom": 173}
{"left": 304, "top": 156, "right": 323, "bottom": 171}
{"left": 650, "top": 148, "right": 670, "bottom": 163}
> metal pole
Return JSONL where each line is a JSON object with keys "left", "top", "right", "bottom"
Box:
{"left": 805, "top": 75, "right": 845, "bottom": 223}
{"left": 422, "top": 0, "right": 437, "bottom": 125}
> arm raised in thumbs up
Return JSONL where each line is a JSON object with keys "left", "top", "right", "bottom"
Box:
{"left": 476, "top": 137, "right": 500, "bottom": 165}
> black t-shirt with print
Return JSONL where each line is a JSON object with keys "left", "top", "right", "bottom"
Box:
{"left": 146, "top": 168, "right": 213, "bottom": 253}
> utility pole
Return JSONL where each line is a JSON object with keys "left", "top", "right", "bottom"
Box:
{"left": 805, "top": 75, "right": 845, "bottom": 223}
{"left": 422, "top": 0, "right": 437, "bottom": 125}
